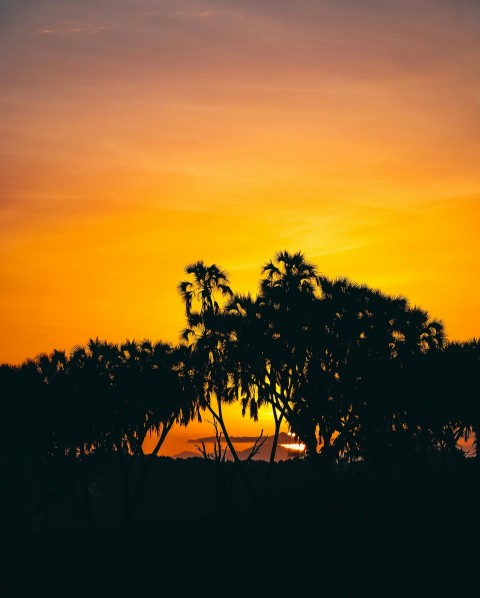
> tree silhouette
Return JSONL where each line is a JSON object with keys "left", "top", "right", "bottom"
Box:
{"left": 113, "top": 339, "right": 197, "bottom": 520}
{"left": 224, "top": 258, "right": 448, "bottom": 469}
{"left": 213, "top": 249, "right": 325, "bottom": 489}
{"left": 292, "top": 278, "right": 446, "bottom": 466}
{"left": 9, "top": 337, "right": 199, "bottom": 527}
{"left": 178, "top": 262, "right": 257, "bottom": 485}
{"left": 22, "top": 346, "right": 102, "bottom": 530}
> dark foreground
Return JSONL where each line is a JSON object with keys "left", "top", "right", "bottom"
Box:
{"left": 2, "top": 456, "right": 479, "bottom": 597}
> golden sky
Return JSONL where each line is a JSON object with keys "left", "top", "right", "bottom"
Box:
{"left": 1, "top": 0, "right": 479, "bottom": 455}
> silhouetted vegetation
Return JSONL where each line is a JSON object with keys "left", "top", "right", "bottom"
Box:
{"left": 1, "top": 250, "right": 479, "bottom": 595}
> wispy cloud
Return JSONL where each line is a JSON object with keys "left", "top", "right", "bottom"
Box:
{"left": 40, "top": 25, "right": 107, "bottom": 36}
{"left": 188, "top": 435, "right": 268, "bottom": 444}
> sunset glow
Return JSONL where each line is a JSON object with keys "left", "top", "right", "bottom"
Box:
{"left": 1, "top": 1, "right": 479, "bottom": 455}
{"left": 280, "top": 443, "right": 306, "bottom": 453}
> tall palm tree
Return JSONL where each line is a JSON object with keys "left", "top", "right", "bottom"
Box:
{"left": 178, "top": 261, "right": 262, "bottom": 501}
{"left": 258, "top": 251, "right": 323, "bottom": 464}
{"left": 178, "top": 262, "right": 236, "bottom": 447}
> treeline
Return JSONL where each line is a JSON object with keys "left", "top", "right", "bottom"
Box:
{"left": 1, "top": 251, "right": 479, "bottom": 527}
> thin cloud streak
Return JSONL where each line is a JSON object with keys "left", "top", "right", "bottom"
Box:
{"left": 188, "top": 435, "right": 266, "bottom": 444}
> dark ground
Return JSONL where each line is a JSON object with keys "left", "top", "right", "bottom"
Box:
{"left": 2, "top": 456, "right": 479, "bottom": 597}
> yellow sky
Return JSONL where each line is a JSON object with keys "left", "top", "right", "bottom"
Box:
{"left": 1, "top": 0, "right": 479, "bottom": 455}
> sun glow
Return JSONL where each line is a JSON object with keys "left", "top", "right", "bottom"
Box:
{"left": 280, "top": 443, "right": 306, "bottom": 453}
{"left": 280, "top": 432, "right": 306, "bottom": 454}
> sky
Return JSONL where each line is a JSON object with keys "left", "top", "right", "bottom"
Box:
{"left": 1, "top": 0, "right": 479, "bottom": 455}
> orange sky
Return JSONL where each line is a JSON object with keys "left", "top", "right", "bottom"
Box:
{"left": 1, "top": 0, "right": 479, "bottom": 455}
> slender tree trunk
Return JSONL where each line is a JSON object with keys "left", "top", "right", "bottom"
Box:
{"left": 268, "top": 409, "right": 283, "bottom": 468}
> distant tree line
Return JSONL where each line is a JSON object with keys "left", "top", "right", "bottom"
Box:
{"left": 1, "top": 251, "right": 479, "bottom": 525}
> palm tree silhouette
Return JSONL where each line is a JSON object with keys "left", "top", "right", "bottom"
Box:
{"left": 224, "top": 251, "right": 322, "bottom": 470}
{"left": 178, "top": 261, "right": 256, "bottom": 483}
{"left": 112, "top": 339, "right": 198, "bottom": 520}
{"left": 314, "top": 279, "right": 446, "bottom": 464}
